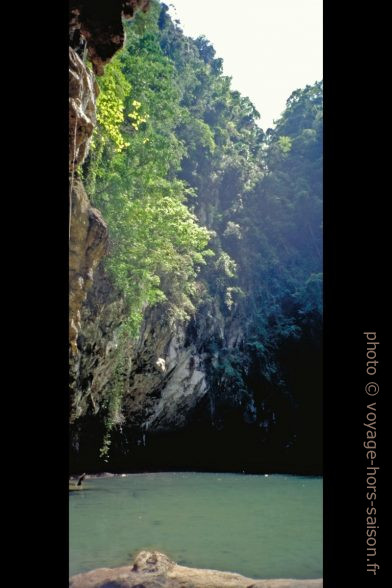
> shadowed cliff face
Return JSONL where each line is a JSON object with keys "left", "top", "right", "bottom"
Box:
{"left": 69, "top": 0, "right": 150, "bottom": 74}
{"left": 70, "top": 266, "right": 322, "bottom": 475}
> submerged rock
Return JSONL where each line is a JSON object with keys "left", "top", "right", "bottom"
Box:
{"left": 69, "top": 550, "right": 322, "bottom": 588}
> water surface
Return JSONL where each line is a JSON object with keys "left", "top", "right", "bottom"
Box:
{"left": 69, "top": 472, "right": 322, "bottom": 579}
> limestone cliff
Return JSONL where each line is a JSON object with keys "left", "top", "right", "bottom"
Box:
{"left": 70, "top": 258, "right": 321, "bottom": 474}
{"left": 69, "top": 47, "right": 97, "bottom": 173}
{"left": 69, "top": 180, "right": 108, "bottom": 354}
{"left": 69, "top": 1, "right": 149, "bottom": 353}
{"left": 69, "top": 4, "right": 322, "bottom": 475}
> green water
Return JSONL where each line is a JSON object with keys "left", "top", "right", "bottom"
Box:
{"left": 69, "top": 472, "right": 322, "bottom": 579}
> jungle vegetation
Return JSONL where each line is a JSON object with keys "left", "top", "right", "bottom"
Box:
{"left": 80, "top": 0, "right": 323, "bottom": 461}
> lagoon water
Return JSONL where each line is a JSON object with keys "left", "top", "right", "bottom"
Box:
{"left": 69, "top": 472, "right": 322, "bottom": 579}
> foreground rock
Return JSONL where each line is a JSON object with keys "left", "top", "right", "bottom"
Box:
{"left": 69, "top": 550, "right": 322, "bottom": 588}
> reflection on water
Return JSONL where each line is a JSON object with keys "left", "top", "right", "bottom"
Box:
{"left": 69, "top": 472, "right": 322, "bottom": 579}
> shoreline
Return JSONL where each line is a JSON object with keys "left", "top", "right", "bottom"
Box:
{"left": 69, "top": 470, "right": 323, "bottom": 481}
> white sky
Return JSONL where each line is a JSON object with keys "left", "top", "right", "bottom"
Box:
{"left": 168, "top": 0, "right": 323, "bottom": 130}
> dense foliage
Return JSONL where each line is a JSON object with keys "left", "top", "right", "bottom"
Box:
{"left": 83, "top": 2, "right": 214, "bottom": 335}
{"left": 78, "top": 0, "right": 322, "bottom": 466}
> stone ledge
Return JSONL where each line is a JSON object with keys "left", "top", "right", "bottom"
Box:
{"left": 70, "top": 550, "right": 322, "bottom": 588}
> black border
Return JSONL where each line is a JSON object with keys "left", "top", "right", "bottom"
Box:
{"left": 324, "top": 1, "right": 386, "bottom": 585}
{"left": 20, "top": 1, "right": 387, "bottom": 585}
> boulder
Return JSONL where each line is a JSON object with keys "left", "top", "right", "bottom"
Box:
{"left": 69, "top": 550, "right": 323, "bottom": 588}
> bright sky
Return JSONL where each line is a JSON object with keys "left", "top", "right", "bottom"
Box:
{"left": 168, "top": 0, "right": 323, "bottom": 130}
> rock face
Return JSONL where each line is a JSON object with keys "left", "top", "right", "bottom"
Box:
{"left": 122, "top": 307, "right": 209, "bottom": 433}
{"left": 69, "top": 180, "right": 108, "bottom": 356}
{"left": 69, "top": 47, "right": 96, "bottom": 172}
{"left": 69, "top": 272, "right": 210, "bottom": 460}
{"left": 69, "top": 2, "right": 149, "bottom": 353}
{"left": 69, "top": 43, "right": 107, "bottom": 354}
{"left": 70, "top": 267, "right": 128, "bottom": 421}
{"left": 69, "top": 1, "right": 150, "bottom": 75}
{"left": 70, "top": 267, "right": 321, "bottom": 474}
{"left": 69, "top": 270, "right": 230, "bottom": 470}
{"left": 69, "top": 550, "right": 323, "bottom": 588}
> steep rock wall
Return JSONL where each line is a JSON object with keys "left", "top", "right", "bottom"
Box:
{"left": 69, "top": 47, "right": 97, "bottom": 172}
{"left": 69, "top": 5, "right": 322, "bottom": 475}
{"left": 70, "top": 267, "right": 128, "bottom": 421}
{"left": 69, "top": 46, "right": 108, "bottom": 354}
{"left": 69, "top": 1, "right": 149, "bottom": 353}
{"left": 70, "top": 267, "right": 322, "bottom": 474}
{"left": 69, "top": 180, "right": 108, "bottom": 354}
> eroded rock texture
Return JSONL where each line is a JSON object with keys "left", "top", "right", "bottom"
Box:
{"left": 69, "top": 181, "right": 108, "bottom": 355}
{"left": 69, "top": 550, "right": 323, "bottom": 588}
{"left": 122, "top": 307, "right": 209, "bottom": 433}
{"left": 69, "top": 47, "right": 96, "bottom": 172}
{"left": 70, "top": 258, "right": 322, "bottom": 474}
{"left": 70, "top": 268, "right": 129, "bottom": 423}
{"left": 69, "top": 44, "right": 106, "bottom": 354}
{"left": 69, "top": 267, "right": 208, "bottom": 453}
